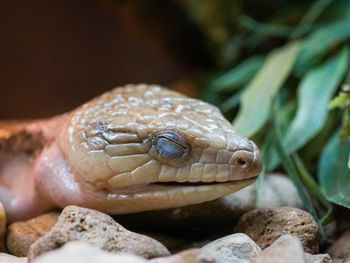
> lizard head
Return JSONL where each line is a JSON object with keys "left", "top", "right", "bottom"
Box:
{"left": 59, "top": 84, "right": 262, "bottom": 213}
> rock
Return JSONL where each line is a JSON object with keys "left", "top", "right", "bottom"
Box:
{"left": 0, "top": 253, "right": 27, "bottom": 263}
{"left": 304, "top": 252, "right": 332, "bottom": 263}
{"left": 236, "top": 207, "right": 319, "bottom": 253}
{"left": 150, "top": 249, "right": 215, "bottom": 263}
{"left": 6, "top": 212, "right": 59, "bottom": 257}
{"left": 28, "top": 206, "right": 170, "bottom": 261}
{"left": 327, "top": 230, "right": 350, "bottom": 263}
{"left": 250, "top": 235, "right": 306, "bottom": 263}
{"left": 115, "top": 174, "right": 303, "bottom": 234}
{"left": 261, "top": 173, "right": 303, "bottom": 208}
{"left": 200, "top": 233, "right": 261, "bottom": 263}
{"left": 32, "top": 241, "right": 146, "bottom": 263}
{"left": 0, "top": 203, "right": 6, "bottom": 252}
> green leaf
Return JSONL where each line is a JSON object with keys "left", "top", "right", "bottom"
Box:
{"left": 289, "top": 0, "right": 333, "bottom": 39}
{"left": 284, "top": 47, "right": 349, "bottom": 153}
{"left": 241, "top": 15, "right": 292, "bottom": 38}
{"left": 318, "top": 131, "right": 350, "bottom": 209}
{"left": 233, "top": 41, "right": 302, "bottom": 137}
{"left": 295, "top": 15, "right": 350, "bottom": 74}
{"left": 210, "top": 55, "right": 264, "bottom": 92}
{"left": 265, "top": 100, "right": 297, "bottom": 171}
{"left": 329, "top": 91, "right": 350, "bottom": 109}
{"left": 272, "top": 102, "right": 323, "bottom": 232}
{"left": 292, "top": 154, "right": 331, "bottom": 210}
{"left": 221, "top": 91, "right": 242, "bottom": 112}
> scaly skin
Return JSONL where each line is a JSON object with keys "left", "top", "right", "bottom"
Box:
{"left": 0, "top": 84, "right": 262, "bottom": 222}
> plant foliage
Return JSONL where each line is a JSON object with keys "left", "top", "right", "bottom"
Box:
{"left": 180, "top": 0, "right": 350, "bottom": 225}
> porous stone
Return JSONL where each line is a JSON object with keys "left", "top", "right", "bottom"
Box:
{"left": 0, "top": 203, "right": 6, "bottom": 252}
{"left": 304, "top": 252, "right": 332, "bottom": 263}
{"left": 0, "top": 253, "right": 27, "bottom": 263}
{"left": 115, "top": 174, "right": 303, "bottom": 234}
{"left": 236, "top": 207, "right": 319, "bottom": 253}
{"left": 327, "top": 230, "right": 350, "bottom": 263}
{"left": 28, "top": 206, "right": 170, "bottom": 260}
{"left": 32, "top": 241, "right": 146, "bottom": 263}
{"left": 150, "top": 249, "right": 215, "bottom": 263}
{"left": 200, "top": 233, "right": 261, "bottom": 263}
{"left": 6, "top": 212, "right": 59, "bottom": 256}
{"left": 250, "top": 235, "right": 306, "bottom": 263}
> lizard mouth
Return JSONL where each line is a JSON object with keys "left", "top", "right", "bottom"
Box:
{"left": 87, "top": 177, "right": 257, "bottom": 215}
{"left": 103, "top": 177, "right": 256, "bottom": 196}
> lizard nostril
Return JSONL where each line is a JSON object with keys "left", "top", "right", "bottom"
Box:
{"left": 229, "top": 148, "right": 261, "bottom": 180}
{"left": 234, "top": 156, "right": 251, "bottom": 170}
{"left": 237, "top": 158, "right": 248, "bottom": 167}
{"left": 230, "top": 150, "right": 253, "bottom": 170}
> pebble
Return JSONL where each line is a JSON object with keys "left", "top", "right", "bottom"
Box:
{"left": 236, "top": 207, "right": 319, "bottom": 253}
{"left": 200, "top": 233, "right": 261, "bottom": 263}
{"left": 250, "top": 235, "right": 306, "bottom": 263}
{"left": 0, "top": 203, "right": 6, "bottom": 252}
{"left": 6, "top": 212, "right": 59, "bottom": 257}
{"left": 0, "top": 253, "right": 27, "bottom": 263}
{"left": 115, "top": 174, "right": 303, "bottom": 234}
{"left": 327, "top": 230, "right": 350, "bottom": 263}
{"left": 304, "top": 252, "right": 332, "bottom": 263}
{"left": 32, "top": 241, "right": 147, "bottom": 263}
{"left": 252, "top": 173, "right": 303, "bottom": 208}
{"left": 28, "top": 206, "right": 170, "bottom": 260}
{"left": 150, "top": 249, "right": 215, "bottom": 263}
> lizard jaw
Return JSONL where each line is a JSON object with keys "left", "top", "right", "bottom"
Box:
{"left": 84, "top": 177, "right": 257, "bottom": 214}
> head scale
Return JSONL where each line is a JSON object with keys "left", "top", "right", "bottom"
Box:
{"left": 59, "top": 84, "right": 262, "bottom": 212}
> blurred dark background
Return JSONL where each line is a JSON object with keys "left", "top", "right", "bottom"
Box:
{"left": 0, "top": 0, "right": 209, "bottom": 119}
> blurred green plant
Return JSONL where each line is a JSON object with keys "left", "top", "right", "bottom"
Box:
{"left": 180, "top": 0, "right": 350, "bottom": 230}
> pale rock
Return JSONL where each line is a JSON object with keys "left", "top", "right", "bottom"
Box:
{"left": 0, "top": 203, "right": 6, "bottom": 252}
{"left": 6, "top": 212, "right": 58, "bottom": 256}
{"left": 236, "top": 207, "right": 319, "bottom": 253}
{"left": 250, "top": 235, "right": 306, "bottom": 263}
{"left": 28, "top": 206, "right": 170, "bottom": 260}
{"left": 304, "top": 252, "right": 332, "bottom": 263}
{"left": 222, "top": 173, "right": 303, "bottom": 210}
{"left": 0, "top": 253, "right": 27, "bottom": 263}
{"left": 200, "top": 233, "right": 261, "bottom": 263}
{"left": 32, "top": 242, "right": 146, "bottom": 263}
{"left": 150, "top": 249, "right": 215, "bottom": 263}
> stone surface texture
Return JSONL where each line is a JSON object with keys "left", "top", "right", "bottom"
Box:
{"left": 250, "top": 235, "right": 306, "bottom": 263}
{"left": 32, "top": 242, "right": 146, "bottom": 263}
{"left": 304, "top": 252, "right": 332, "bottom": 263}
{"left": 201, "top": 233, "right": 261, "bottom": 263}
{"left": 236, "top": 207, "right": 319, "bottom": 253}
{"left": 0, "top": 253, "right": 27, "bottom": 263}
{"left": 150, "top": 249, "right": 215, "bottom": 263}
{"left": 327, "top": 230, "right": 350, "bottom": 263}
{"left": 28, "top": 206, "right": 170, "bottom": 260}
{"left": 0, "top": 203, "right": 6, "bottom": 252}
{"left": 6, "top": 212, "right": 58, "bottom": 256}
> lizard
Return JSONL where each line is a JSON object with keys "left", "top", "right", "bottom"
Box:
{"left": 0, "top": 84, "right": 262, "bottom": 222}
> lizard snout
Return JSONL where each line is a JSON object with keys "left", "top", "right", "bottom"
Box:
{"left": 229, "top": 140, "right": 262, "bottom": 180}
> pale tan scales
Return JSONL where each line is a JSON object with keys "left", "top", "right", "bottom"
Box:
{"left": 0, "top": 84, "right": 261, "bottom": 222}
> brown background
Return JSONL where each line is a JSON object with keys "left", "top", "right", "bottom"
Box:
{"left": 0, "top": 0, "right": 191, "bottom": 119}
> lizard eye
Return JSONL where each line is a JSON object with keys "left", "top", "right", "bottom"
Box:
{"left": 153, "top": 131, "right": 189, "bottom": 159}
